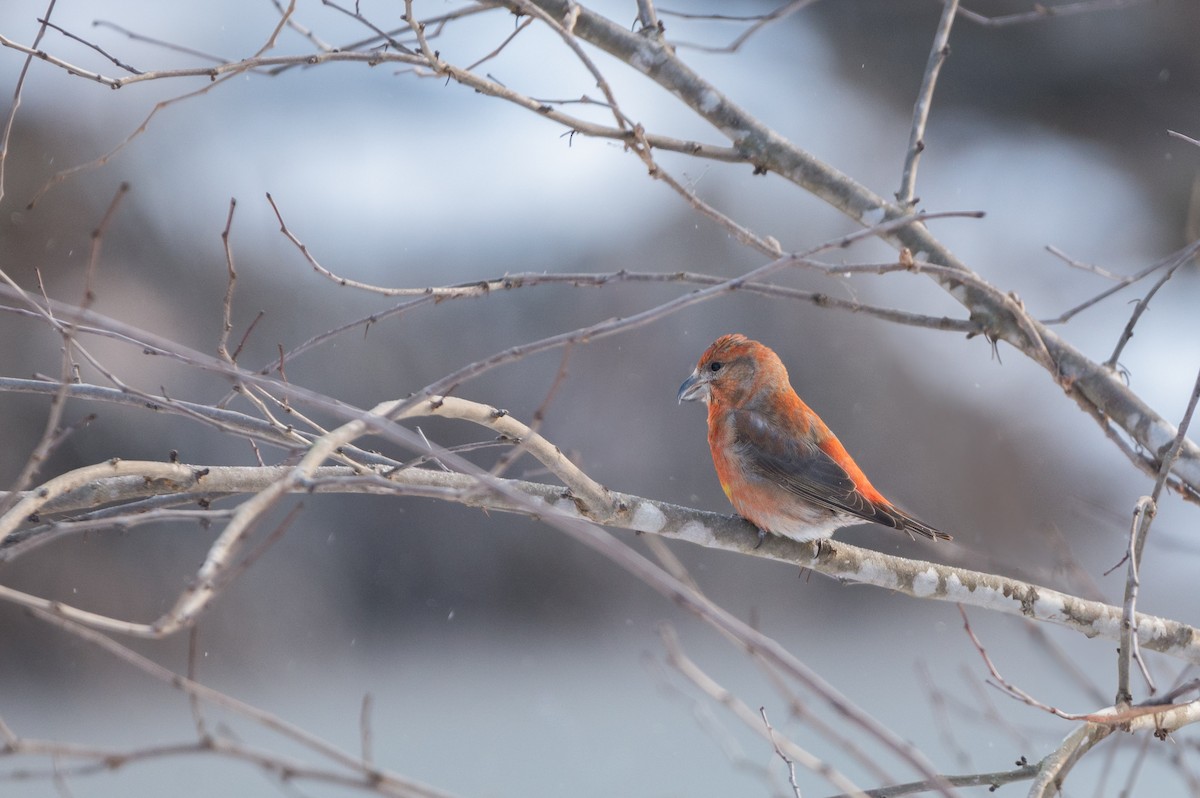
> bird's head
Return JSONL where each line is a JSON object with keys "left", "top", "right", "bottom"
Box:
{"left": 677, "top": 333, "right": 787, "bottom": 407}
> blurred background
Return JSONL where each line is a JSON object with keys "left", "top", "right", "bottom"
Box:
{"left": 2, "top": 0, "right": 1200, "bottom": 794}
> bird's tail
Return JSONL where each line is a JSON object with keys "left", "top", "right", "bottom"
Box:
{"left": 878, "top": 505, "right": 952, "bottom": 541}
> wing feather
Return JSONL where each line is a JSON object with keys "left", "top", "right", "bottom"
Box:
{"left": 731, "top": 408, "right": 950, "bottom": 539}
{"left": 731, "top": 409, "right": 866, "bottom": 517}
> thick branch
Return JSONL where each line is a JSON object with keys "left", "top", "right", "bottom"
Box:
{"left": 1029, "top": 700, "right": 1200, "bottom": 796}
{"left": 5, "top": 461, "right": 1198, "bottom": 664}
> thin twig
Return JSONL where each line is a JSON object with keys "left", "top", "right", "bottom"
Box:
{"left": 825, "top": 762, "right": 1041, "bottom": 798}
{"left": 658, "top": 626, "right": 868, "bottom": 797}
{"left": 915, "top": 661, "right": 973, "bottom": 770}
{"left": 1150, "top": 366, "right": 1200, "bottom": 507}
{"left": 265, "top": 197, "right": 978, "bottom": 334}
{"left": 230, "top": 310, "right": 264, "bottom": 364}
{"left": 0, "top": 0, "right": 58, "bottom": 204}
{"left": 92, "top": 19, "right": 229, "bottom": 63}
{"left": 23, "top": 609, "right": 458, "bottom": 798}
{"left": 666, "top": 1, "right": 816, "bottom": 54}
{"left": 897, "top": 0, "right": 959, "bottom": 207}
{"left": 322, "top": 0, "right": 417, "bottom": 56}
{"left": 1117, "top": 497, "right": 1157, "bottom": 705}
{"left": 759, "top": 707, "right": 803, "bottom": 798}
{"left": 502, "top": 0, "right": 629, "bottom": 135}
{"left": 1117, "top": 366, "right": 1200, "bottom": 700}
{"left": 0, "top": 183, "right": 128, "bottom": 517}
{"left": 269, "top": 0, "right": 335, "bottom": 51}
{"left": 187, "top": 626, "right": 208, "bottom": 739}
{"left": 464, "top": 16, "right": 533, "bottom": 71}
{"left": 958, "top": 0, "right": 1157, "bottom": 27}
{"left": 23, "top": 72, "right": 245, "bottom": 207}
{"left": 1044, "top": 237, "right": 1200, "bottom": 325}
{"left": 217, "top": 198, "right": 239, "bottom": 364}
{"left": 634, "top": 0, "right": 661, "bottom": 32}
{"left": 960, "top": 606, "right": 1187, "bottom": 726}
{"left": 36, "top": 17, "right": 143, "bottom": 73}
{"left": 1045, "top": 244, "right": 1124, "bottom": 281}
{"left": 1023, "top": 622, "right": 1108, "bottom": 706}
{"left": 360, "top": 693, "right": 374, "bottom": 769}
{"left": 1, "top": 505, "right": 238, "bottom": 563}
{"left": 411, "top": 212, "right": 984, "bottom": 403}
{"left": 1105, "top": 255, "right": 1187, "bottom": 369}
{"left": 1167, "top": 129, "right": 1200, "bottom": 149}
{"left": 489, "top": 342, "right": 573, "bottom": 480}
{"left": 253, "top": 0, "right": 295, "bottom": 56}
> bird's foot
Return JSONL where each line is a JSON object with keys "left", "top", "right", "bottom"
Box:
{"left": 755, "top": 527, "right": 767, "bottom": 549}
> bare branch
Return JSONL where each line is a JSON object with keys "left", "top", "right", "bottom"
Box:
{"left": 759, "top": 707, "right": 804, "bottom": 798}
{"left": 263, "top": 199, "right": 979, "bottom": 333}
{"left": 896, "top": 0, "right": 959, "bottom": 207}
{"left": 663, "top": 1, "right": 817, "bottom": 54}
{"left": 1105, "top": 253, "right": 1187, "bottom": 369}
{"left": 498, "top": 0, "right": 1200, "bottom": 505}
{"left": 1168, "top": 129, "right": 1200, "bottom": 149}
{"left": 3, "top": 6, "right": 1199, "bottom": 791}
{"left": 1045, "top": 238, "right": 1200, "bottom": 325}
{"left": 960, "top": 605, "right": 1199, "bottom": 740}
{"left": 18, "top": 609, "right": 460, "bottom": 798}
{"left": 93, "top": 19, "right": 230, "bottom": 63}
{"left": 35, "top": 17, "right": 144, "bottom": 74}
{"left": 660, "top": 625, "right": 868, "bottom": 797}
{"left": 1117, "top": 497, "right": 1157, "bottom": 705}
{"left": 216, "top": 198, "right": 239, "bottom": 364}
{"left": 0, "top": 182, "right": 128, "bottom": 518}
{"left": 0, "top": 0, "right": 58, "bottom": 202}
{"left": 1045, "top": 244, "right": 1125, "bottom": 281}
{"left": 1029, "top": 698, "right": 1200, "bottom": 797}
{"left": 958, "top": 0, "right": 1159, "bottom": 28}
{"left": 5, "top": 454, "right": 1200, "bottom": 666}
{"left": 1118, "top": 366, "right": 1200, "bottom": 700}
{"left": 827, "top": 762, "right": 1041, "bottom": 798}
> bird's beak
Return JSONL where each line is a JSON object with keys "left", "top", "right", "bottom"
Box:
{"left": 677, "top": 369, "right": 708, "bottom": 404}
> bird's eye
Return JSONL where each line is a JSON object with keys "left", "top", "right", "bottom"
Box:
{"left": 709, "top": 361, "right": 723, "bottom": 372}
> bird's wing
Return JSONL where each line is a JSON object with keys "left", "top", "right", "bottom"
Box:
{"left": 732, "top": 409, "right": 951, "bottom": 540}
{"left": 731, "top": 408, "right": 874, "bottom": 519}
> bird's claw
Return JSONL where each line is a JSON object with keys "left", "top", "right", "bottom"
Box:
{"left": 755, "top": 528, "right": 767, "bottom": 549}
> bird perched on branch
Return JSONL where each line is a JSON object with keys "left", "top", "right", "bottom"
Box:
{"left": 678, "top": 334, "right": 950, "bottom": 544}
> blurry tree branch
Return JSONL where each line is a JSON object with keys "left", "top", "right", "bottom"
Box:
{"left": 3, "top": 0, "right": 1195, "bottom": 502}
{"left": 2, "top": 608, "right": 462, "bottom": 798}
{"left": 957, "top": 0, "right": 1158, "bottom": 27}
{"left": 896, "top": 0, "right": 958, "bottom": 208}
{"left": 3, "top": 391, "right": 1199, "bottom": 669}
{"left": 2, "top": 1, "right": 1198, "bottom": 795}
{"left": 487, "top": 0, "right": 1200, "bottom": 499}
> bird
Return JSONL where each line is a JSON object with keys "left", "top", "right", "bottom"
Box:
{"left": 677, "top": 333, "right": 950, "bottom": 544}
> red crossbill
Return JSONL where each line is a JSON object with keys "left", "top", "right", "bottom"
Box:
{"left": 678, "top": 334, "right": 950, "bottom": 544}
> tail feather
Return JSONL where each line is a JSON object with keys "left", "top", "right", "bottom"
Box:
{"left": 876, "top": 504, "right": 952, "bottom": 541}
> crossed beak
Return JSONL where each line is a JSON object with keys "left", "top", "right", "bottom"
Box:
{"left": 677, "top": 369, "right": 709, "bottom": 404}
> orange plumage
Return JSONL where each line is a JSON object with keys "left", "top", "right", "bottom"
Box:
{"left": 678, "top": 334, "right": 950, "bottom": 543}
